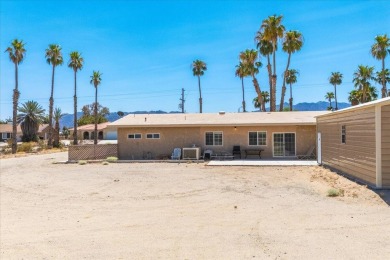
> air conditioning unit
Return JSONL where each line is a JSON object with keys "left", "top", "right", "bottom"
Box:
{"left": 182, "top": 147, "right": 201, "bottom": 160}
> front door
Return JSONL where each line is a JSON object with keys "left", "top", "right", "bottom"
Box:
{"left": 273, "top": 133, "right": 296, "bottom": 157}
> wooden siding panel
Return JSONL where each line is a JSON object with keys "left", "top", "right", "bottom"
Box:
{"left": 318, "top": 107, "right": 376, "bottom": 186}
{"left": 382, "top": 105, "right": 390, "bottom": 187}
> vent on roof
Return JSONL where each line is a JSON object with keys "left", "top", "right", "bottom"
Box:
{"left": 219, "top": 111, "right": 225, "bottom": 115}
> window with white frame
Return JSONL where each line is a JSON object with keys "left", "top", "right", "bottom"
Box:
{"left": 128, "top": 133, "right": 142, "bottom": 139}
{"left": 2, "top": 133, "right": 11, "bottom": 139}
{"left": 146, "top": 133, "right": 160, "bottom": 139}
{"left": 248, "top": 131, "right": 267, "bottom": 146}
{"left": 341, "top": 125, "right": 346, "bottom": 144}
{"left": 205, "top": 131, "right": 223, "bottom": 146}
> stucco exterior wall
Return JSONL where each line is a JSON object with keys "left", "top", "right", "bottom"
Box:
{"left": 382, "top": 105, "right": 390, "bottom": 187}
{"left": 317, "top": 107, "right": 376, "bottom": 186}
{"left": 117, "top": 125, "right": 316, "bottom": 160}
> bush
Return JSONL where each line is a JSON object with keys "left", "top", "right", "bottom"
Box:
{"left": 102, "top": 161, "right": 109, "bottom": 165}
{"left": 327, "top": 188, "right": 344, "bottom": 197}
{"left": 106, "top": 156, "right": 118, "bottom": 163}
{"left": 78, "top": 160, "right": 88, "bottom": 165}
{"left": 17, "top": 142, "right": 34, "bottom": 153}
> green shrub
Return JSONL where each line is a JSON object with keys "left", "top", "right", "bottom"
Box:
{"left": 327, "top": 188, "right": 344, "bottom": 197}
{"left": 106, "top": 156, "right": 118, "bottom": 163}
{"left": 78, "top": 160, "right": 88, "bottom": 165}
{"left": 17, "top": 142, "right": 34, "bottom": 153}
{"left": 102, "top": 161, "right": 109, "bottom": 165}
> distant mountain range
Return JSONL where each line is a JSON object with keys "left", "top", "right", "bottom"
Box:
{"left": 59, "top": 101, "right": 350, "bottom": 129}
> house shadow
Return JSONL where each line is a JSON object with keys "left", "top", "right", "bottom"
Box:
{"left": 370, "top": 188, "right": 390, "bottom": 206}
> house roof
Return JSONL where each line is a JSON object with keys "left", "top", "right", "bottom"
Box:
{"left": 316, "top": 97, "right": 390, "bottom": 118}
{"left": 69, "top": 122, "right": 110, "bottom": 131}
{"left": 0, "top": 123, "right": 21, "bottom": 133}
{"left": 38, "top": 124, "right": 49, "bottom": 132}
{"left": 108, "top": 111, "right": 330, "bottom": 128}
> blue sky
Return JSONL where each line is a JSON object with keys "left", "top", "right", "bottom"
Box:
{"left": 1, "top": 0, "right": 389, "bottom": 119}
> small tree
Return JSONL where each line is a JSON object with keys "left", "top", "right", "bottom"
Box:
{"left": 17, "top": 101, "right": 45, "bottom": 142}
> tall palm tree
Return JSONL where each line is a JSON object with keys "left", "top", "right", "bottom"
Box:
{"left": 5, "top": 39, "right": 26, "bottom": 154}
{"left": 285, "top": 69, "right": 299, "bottom": 111}
{"left": 192, "top": 60, "right": 207, "bottom": 113}
{"left": 235, "top": 62, "right": 248, "bottom": 112}
{"left": 239, "top": 49, "right": 264, "bottom": 111}
{"left": 45, "top": 44, "right": 63, "bottom": 148}
{"left": 329, "top": 72, "right": 343, "bottom": 110}
{"left": 260, "top": 14, "right": 285, "bottom": 111}
{"left": 17, "top": 100, "right": 45, "bottom": 142}
{"left": 53, "top": 107, "right": 64, "bottom": 147}
{"left": 371, "top": 34, "right": 390, "bottom": 98}
{"left": 325, "top": 92, "right": 335, "bottom": 110}
{"left": 68, "top": 51, "right": 84, "bottom": 145}
{"left": 280, "top": 30, "right": 304, "bottom": 111}
{"left": 90, "top": 71, "right": 102, "bottom": 145}
{"left": 353, "top": 65, "right": 374, "bottom": 103}
{"left": 255, "top": 32, "right": 274, "bottom": 106}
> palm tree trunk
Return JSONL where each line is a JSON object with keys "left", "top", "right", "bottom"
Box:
{"left": 271, "top": 46, "right": 277, "bottom": 111}
{"left": 48, "top": 64, "right": 55, "bottom": 148}
{"left": 280, "top": 53, "right": 291, "bottom": 111}
{"left": 198, "top": 75, "right": 202, "bottom": 113}
{"left": 334, "top": 84, "right": 338, "bottom": 110}
{"left": 289, "top": 83, "right": 293, "bottom": 111}
{"left": 73, "top": 70, "right": 78, "bottom": 145}
{"left": 267, "top": 55, "right": 272, "bottom": 110}
{"left": 382, "top": 58, "right": 387, "bottom": 98}
{"left": 12, "top": 63, "right": 19, "bottom": 154}
{"left": 94, "top": 86, "right": 98, "bottom": 145}
{"left": 252, "top": 76, "right": 264, "bottom": 112}
{"left": 53, "top": 120, "right": 59, "bottom": 147}
{"left": 328, "top": 98, "right": 332, "bottom": 108}
{"left": 241, "top": 77, "right": 246, "bottom": 112}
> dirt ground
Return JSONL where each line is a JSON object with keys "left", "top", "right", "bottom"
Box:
{"left": 1, "top": 152, "right": 389, "bottom": 259}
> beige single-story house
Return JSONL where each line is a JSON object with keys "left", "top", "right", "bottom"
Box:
{"left": 316, "top": 97, "right": 390, "bottom": 189}
{"left": 69, "top": 122, "right": 113, "bottom": 141}
{"left": 37, "top": 124, "right": 55, "bottom": 140}
{"left": 107, "top": 111, "right": 329, "bottom": 160}
{"left": 0, "top": 124, "right": 22, "bottom": 142}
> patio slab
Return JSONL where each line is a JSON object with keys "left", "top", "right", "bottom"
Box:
{"left": 207, "top": 160, "right": 318, "bottom": 166}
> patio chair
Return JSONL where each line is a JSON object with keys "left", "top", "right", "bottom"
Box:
{"left": 232, "top": 145, "right": 241, "bottom": 159}
{"left": 296, "top": 146, "right": 316, "bottom": 160}
{"left": 171, "top": 148, "right": 181, "bottom": 160}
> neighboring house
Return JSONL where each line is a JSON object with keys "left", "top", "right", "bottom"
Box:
{"left": 316, "top": 97, "right": 390, "bottom": 189}
{"left": 69, "top": 122, "right": 113, "bottom": 141}
{"left": 107, "top": 111, "right": 329, "bottom": 160}
{"left": 0, "top": 124, "right": 22, "bottom": 142}
{"left": 37, "top": 124, "right": 54, "bottom": 140}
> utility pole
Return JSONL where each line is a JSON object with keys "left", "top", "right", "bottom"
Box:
{"left": 178, "top": 88, "right": 185, "bottom": 113}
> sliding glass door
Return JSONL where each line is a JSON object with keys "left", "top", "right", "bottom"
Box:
{"left": 273, "top": 133, "right": 296, "bottom": 157}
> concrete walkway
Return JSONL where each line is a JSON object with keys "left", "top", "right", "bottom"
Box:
{"left": 207, "top": 159, "right": 318, "bottom": 166}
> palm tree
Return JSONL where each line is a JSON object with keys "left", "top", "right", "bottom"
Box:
{"left": 90, "top": 71, "right": 102, "bottom": 145}
{"left": 325, "top": 92, "right": 335, "bottom": 110}
{"left": 348, "top": 86, "right": 378, "bottom": 106}
{"left": 371, "top": 34, "right": 390, "bottom": 98}
{"left": 5, "top": 39, "right": 26, "bottom": 154}
{"left": 53, "top": 107, "right": 64, "bottom": 147}
{"left": 192, "top": 60, "right": 207, "bottom": 113}
{"left": 17, "top": 101, "right": 45, "bottom": 142}
{"left": 280, "top": 30, "right": 304, "bottom": 111}
{"left": 253, "top": 91, "right": 270, "bottom": 111}
{"left": 285, "top": 69, "right": 299, "bottom": 111}
{"left": 45, "top": 44, "right": 63, "bottom": 148}
{"left": 68, "top": 51, "right": 84, "bottom": 145}
{"left": 239, "top": 49, "right": 264, "bottom": 111}
{"left": 255, "top": 32, "right": 274, "bottom": 106}
{"left": 353, "top": 65, "right": 374, "bottom": 103}
{"left": 235, "top": 62, "right": 248, "bottom": 112}
{"left": 329, "top": 72, "right": 343, "bottom": 110}
{"left": 260, "top": 14, "right": 285, "bottom": 111}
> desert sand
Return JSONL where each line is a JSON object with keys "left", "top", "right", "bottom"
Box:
{"left": 1, "top": 152, "right": 389, "bottom": 259}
